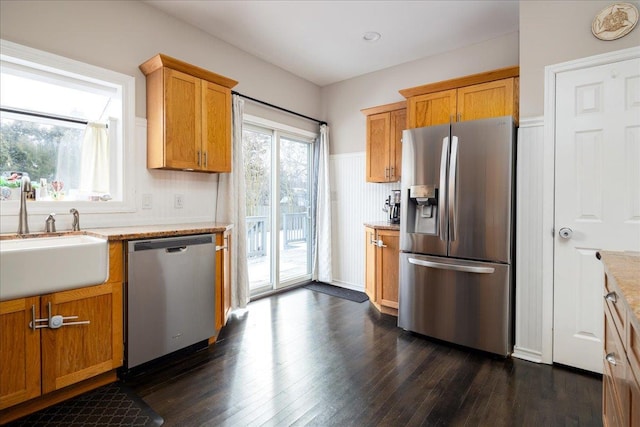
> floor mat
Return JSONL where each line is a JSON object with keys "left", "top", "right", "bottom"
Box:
{"left": 6, "top": 382, "right": 163, "bottom": 427}
{"left": 304, "top": 282, "right": 369, "bottom": 303}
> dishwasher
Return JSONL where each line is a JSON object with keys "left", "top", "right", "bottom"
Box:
{"left": 126, "top": 234, "right": 216, "bottom": 370}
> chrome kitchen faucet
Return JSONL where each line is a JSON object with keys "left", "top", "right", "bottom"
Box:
{"left": 17, "top": 176, "right": 32, "bottom": 235}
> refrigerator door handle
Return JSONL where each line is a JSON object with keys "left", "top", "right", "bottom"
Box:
{"left": 408, "top": 257, "right": 495, "bottom": 274}
{"left": 438, "top": 137, "right": 449, "bottom": 241}
{"left": 448, "top": 136, "right": 459, "bottom": 241}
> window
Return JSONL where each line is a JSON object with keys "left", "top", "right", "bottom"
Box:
{"left": 0, "top": 39, "right": 135, "bottom": 213}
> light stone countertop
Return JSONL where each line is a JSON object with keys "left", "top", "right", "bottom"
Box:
{"left": 1, "top": 222, "right": 233, "bottom": 241}
{"left": 364, "top": 221, "right": 400, "bottom": 231}
{"left": 598, "top": 251, "right": 640, "bottom": 324}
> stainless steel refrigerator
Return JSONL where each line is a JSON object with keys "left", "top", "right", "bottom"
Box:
{"left": 398, "top": 116, "right": 515, "bottom": 356}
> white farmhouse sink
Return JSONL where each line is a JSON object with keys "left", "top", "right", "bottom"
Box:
{"left": 0, "top": 235, "right": 109, "bottom": 301}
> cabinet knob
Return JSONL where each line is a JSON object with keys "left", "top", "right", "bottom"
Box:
{"left": 605, "top": 353, "right": 617, "bottom": 366}
{"left": 604, "top": 292, "right": 617, "bottom": 303}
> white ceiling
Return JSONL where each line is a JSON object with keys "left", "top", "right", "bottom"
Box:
{"left": 144, "top": 0, "right": 520, "bottom": 87}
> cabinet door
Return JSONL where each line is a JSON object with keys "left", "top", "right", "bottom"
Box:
{"left": 377, "top": 229, "right": 399, "bottom": 309}
{"left": 366, "top": 112, "right": 391, "bottom": 182}
{"left": 364, "top": 227, "right": 377, "bottom": 301}
{"left": 202, "top": 81, "right": 232, "bottom": 172}
{"left": 456, "top": 78, "right": 515, "bottom": 122}
{"left": 407, "top": 89, "right": 456, "bottom": 128}
{"left": 389, "top": 109, "right": 406, "bottom": 182}
{"left": 0, "top": 297, "right": 41, "bottom": 410}
{"left": 164, "top": 68, "right": 202, "bottom": 170}
{"left": 40, "top": 283, "right": 123, "bottom": 394}
{"left": 216, "top": 231, "right": 232, "bottom": 331}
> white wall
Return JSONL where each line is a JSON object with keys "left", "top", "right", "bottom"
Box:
{"left": 0, "top": 0, "right": 322, "bottom": 232}
{"left": 323, "top": 32, "right": 519, "bottom": 292}
{"left": 520, "top": 0, "right": 640, "bottom": 117}
{"left": 322, "top": 32, "right": 519, "bottom": 155}
{"left": 514, "top": 1, "right": 640, "bottom": 362}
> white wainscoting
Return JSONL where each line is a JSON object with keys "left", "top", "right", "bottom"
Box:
{"left": 330, "top": 152, "right": 399, "bottom": 291}
{"left": 513, "top": 117, "right": 546, "bottom": 363}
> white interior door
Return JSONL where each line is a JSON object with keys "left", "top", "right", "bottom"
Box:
{"left": 553, "top": 57, "right": 640, "bottom": 373}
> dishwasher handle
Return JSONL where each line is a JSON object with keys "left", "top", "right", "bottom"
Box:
{"left": 166, "top": 246, "right": 187, "bottom": 253}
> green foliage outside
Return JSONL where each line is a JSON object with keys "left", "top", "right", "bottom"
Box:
{"left": 0, "top": 119, "right": 81, "bottom": 186}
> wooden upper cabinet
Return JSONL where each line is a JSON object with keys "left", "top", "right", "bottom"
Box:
{"left": 140, "top": 54, "right": 237, "bottom": 173}
{"left": 457, "top": 78, "right": 517, "bottom": 123}
{"left": 362, "top": 101, "right": 406, "bottom": 183}
{"left": 401, "top": 66, "right": 519, "bottom": 128}
{"left": 407, "top": 89, "right": 456, "bottom": 128}
{"left": 164, "top": 68, "right": 202, "bottom": 170}
{"left": 203, "top": 81, "right": 232, "bottom": 172}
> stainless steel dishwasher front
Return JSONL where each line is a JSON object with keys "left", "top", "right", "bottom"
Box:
{"left": 126, "top": 234, "right": 216, "bottom": 369}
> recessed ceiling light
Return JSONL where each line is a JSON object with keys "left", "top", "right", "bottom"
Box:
{"left": 363, "top": 31, "right": 381, "bottom": 42}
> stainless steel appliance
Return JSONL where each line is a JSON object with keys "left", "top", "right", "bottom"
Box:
{"left": 383, "top": 190, "right": 401, "bottom": 224}
{"left": 398, "top": 116, "right": 515, "bottom": 356}
{"left": 126, "top": 234, "right": 216, "bottom": 369}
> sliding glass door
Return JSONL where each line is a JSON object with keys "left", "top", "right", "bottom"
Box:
{"left": 243, "top": 121, "right": 314, "bottom": 296}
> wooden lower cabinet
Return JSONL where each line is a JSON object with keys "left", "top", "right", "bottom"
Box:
{"left": 215, "top": 230, "right": 232, "bottom": 331}
{"left": 600, "top": 252, "right": 640, "bottom": 427}
{"left": 0, "top": 297, "right": 41, "bottom": 410}
{"left": 40, "top": 282, "right": 123, "bottom": 393}
{"left": 0, "top": 241, "right": 124, "bottom": 423}
{"left": 365, "top": 226, "right": 399, "bottom": 316}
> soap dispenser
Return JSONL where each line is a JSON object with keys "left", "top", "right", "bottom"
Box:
{"left": 45, "top": 213, "right": 56, "bottom": 233}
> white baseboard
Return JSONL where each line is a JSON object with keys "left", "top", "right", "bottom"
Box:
{"left": 512, "top": 345, "right": 546, "bottom": 364}
{"left": 327, "top": 279, "right": 365, "bottom": 293}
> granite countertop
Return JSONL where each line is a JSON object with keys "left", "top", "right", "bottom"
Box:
{"left": 598, "top": 251, "right": 640, "bottom": 323}
{"left": 364, "top": 221, "right": 400, "bottom": 231}
{"left": 0, "top": 222, "right": 233, "bottom": 241}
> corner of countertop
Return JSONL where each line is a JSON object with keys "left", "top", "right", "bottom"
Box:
{"left": 363, "top": 221, "right": 400, "bottom": 231}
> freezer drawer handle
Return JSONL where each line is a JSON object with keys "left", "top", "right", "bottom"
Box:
{"left": 408, "top": 258, "right": 495, "bottom": 274}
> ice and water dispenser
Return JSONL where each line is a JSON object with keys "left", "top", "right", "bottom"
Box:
{"left": 406, "top": 184, "right": 438, "bottom": 235}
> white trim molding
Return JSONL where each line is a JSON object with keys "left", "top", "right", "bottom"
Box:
{"left": 541, "top": 46, "right": 640, "bottom": 365}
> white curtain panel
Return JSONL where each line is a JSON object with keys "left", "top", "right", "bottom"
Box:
{"left": 80, "top": 123, "right": 109, "bottom": 193}
{"left": 216, "top": 94, "right": 250, "bottom": 309}
{"left": 315, "top": 124, "right": 333, "bottom": 283}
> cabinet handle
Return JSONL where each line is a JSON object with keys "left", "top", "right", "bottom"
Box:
{"left": 385, "top": 168, "right": 389, "bottom": 179}
{"left": 605, "top": 353, "right": 617, "bottom": 366}
{"left": 30, "top": 304, "right": 38, "bottom": 331}
{"left": 216, "top": 245, "right": 228, "bottom": 251}
{"left": 204, "top": 152, "right": 208, "bottom": 168}
{"left": 197, "top": 151, "right": 201, "bottom": 167}
{"left": 390, "top": 167, "right": 395, "bottom": 179}
{"left": 604, "top": 292, "right": 617, "bottom": 303}
{"left": 376, "top": 239, "right": 387, "bottom": 248}
{"left": 28, "top": 302, "right": 90, "bottom": 330}
{"left": 457, "top": 113, "right": 461, "bottom": 122}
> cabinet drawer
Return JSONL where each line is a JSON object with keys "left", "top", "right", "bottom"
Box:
{"left": 604, "top": 274, "right": 626, "bottom": 342}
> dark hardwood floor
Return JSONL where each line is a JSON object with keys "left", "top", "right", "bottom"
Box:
{"left": 126, "top": 287, "right": 602, "bottom": 427}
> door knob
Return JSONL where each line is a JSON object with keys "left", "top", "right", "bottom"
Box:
{"left": 559, "top": 227, "right": 573, "bottom": 239}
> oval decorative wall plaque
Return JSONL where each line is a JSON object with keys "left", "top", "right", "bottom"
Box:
{"left": 592, "top": 2, "right": 639, "bottom": 40}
